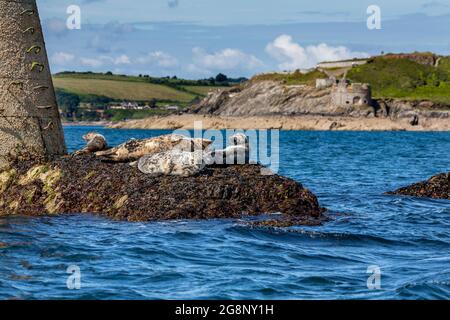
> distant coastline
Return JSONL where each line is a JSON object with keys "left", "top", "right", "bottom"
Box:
{"left": 63, "top": 121, "right": 108, "bottom": 127}
{"left": 58, "top": 53, "right": 450, "bottom": 132}
{"left": 107, "top": 114, "right": 450, "bottom": 131}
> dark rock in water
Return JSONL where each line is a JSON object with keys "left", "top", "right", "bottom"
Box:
{"left": 387, "top": 173, "right": 450, "bottom": 200}
{"left": 0, "top": 155, "right": 325, "bottom": 225}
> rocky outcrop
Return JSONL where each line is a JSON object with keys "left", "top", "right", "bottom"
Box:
{"left": 387, "top": 173, "right": 450, "bottom": 200}
{"left": 190, "top": 81, "right": 375, "bottom": 118}
{"left": 376, "top": 99, "right": 450, "bottom": 120}
{"left": 190, "top": 81, "right": 450, "bottom": 121}
{"left": 383, "top": 53, "right": 440, "bottom": 67}
{"left": 0, "top": 155, "right": 325, "bottom": 225}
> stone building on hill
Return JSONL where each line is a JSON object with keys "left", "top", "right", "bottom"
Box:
{"left": 316, "top": 76, "right": 373, "bottom": 107}
{"left": 331, "top": 79, "right": 372, "bottom": 107}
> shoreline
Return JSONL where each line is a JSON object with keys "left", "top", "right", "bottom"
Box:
{"left": 63, "top": 121, "right": 109, "bottom": 127}
{"left": 106, "top": 114, "right": 450, "bottom": 131}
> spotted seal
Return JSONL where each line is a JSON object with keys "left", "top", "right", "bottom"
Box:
{"left": 73, "top": 132, "right": 108, "bottom": 156}
{"left": 206, "top": 133, "right": 250, "bottom": 165}
{"left": 137, "top": 149, "right": 206, "bottom": 177}
{"left": 95, "top": 134, "right": 213, "bottom": 163}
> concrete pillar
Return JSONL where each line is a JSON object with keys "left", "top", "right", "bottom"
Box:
{"left": 0, "top": 0, "right": 66, "bottom": 168}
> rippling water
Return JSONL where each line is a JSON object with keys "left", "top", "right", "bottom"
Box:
{"left": 1, "top": 126, "right": 449, "bottom": 300}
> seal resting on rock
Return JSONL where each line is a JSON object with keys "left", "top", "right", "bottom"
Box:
{"left": 0, "top": 157, "right": 325, "bottom": 224}
{"left": 206, "top": 133, "right": 250, "bottom": 165}
{"left": 95, "top": 134, "right": 213, "bottom": 163}
{"left": 138, "top": 150, "right": 206, "bottom": 177}
{"left": 73, "top": 132, "right": 108, "bottom": 156}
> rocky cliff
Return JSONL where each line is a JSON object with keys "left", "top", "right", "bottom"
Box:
{"left": 190, "top": 81, "right": 450, "bottom": 121}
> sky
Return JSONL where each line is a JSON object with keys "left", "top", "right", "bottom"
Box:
{"left": 37, "top": 0, "right": 450, "bottom": 79}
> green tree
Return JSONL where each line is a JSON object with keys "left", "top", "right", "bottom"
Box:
{"left": 55, "top": 89, "right": 80, "bottom": 115}
{"left": 215, "top": 73, "right": 228, "bottom": 83}
{"left": 149, "top": 98, "right": 157, "bottom": 109}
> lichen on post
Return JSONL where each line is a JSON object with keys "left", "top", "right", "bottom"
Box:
{"left": 0, "top": 0, "right": 66, "bottom": 169}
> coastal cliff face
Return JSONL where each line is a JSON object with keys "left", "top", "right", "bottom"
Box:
{"left": 190, "top": 81, "right": 450, "bottom": 120}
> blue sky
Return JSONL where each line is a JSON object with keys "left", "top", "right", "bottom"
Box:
{"left": 37, "top": 0, "right": 450, "bottom": 78}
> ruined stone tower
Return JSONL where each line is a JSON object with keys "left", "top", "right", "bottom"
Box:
{"left": 331, "top": 79, "right": 372, "bottom": 107}
{"left": 0, "top": 0, "right": 66, "bottom": 167}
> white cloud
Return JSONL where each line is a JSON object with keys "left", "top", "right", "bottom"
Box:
{"left": 79, "top": 55, "right": 131, "bottom": 68}
{"left": 191, "top": 47, "right": 263, "bottom": 72}
{"left": 266, "top": 34, "right": 369, "bottom": 70}
{"left": 80, "top": 57, "right": 104, "bottom": 68}
{"left": 137, "top": 51, "right": 178, "bottom": 67}
{"left": 51, "top": 52, "right": 75, "bottom": 65}
{"left": 185, "top": 63, "right": 211, "bottom": 76}
{"left": 114, "top": 54, "right": 131, "bottom": 65}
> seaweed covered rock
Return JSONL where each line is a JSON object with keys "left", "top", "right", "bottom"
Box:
{"left": 0, "top": 155, "right": 325, "bottom": 224}
{"left": 387, "top": 172, "right": 450, "bottom": 200}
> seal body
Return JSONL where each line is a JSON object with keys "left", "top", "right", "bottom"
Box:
{"left": 207, "top": 145, "right": 249, "bottom": 165}
{"left": 95, "top": 134, "right": 212, "bottom": 162}
{"left": 207, "top": 133, "right": 250, "bottom": 165}
{"left": 73, "top": 132, "right": 107, "bottom": 156}
{"left": 230, "top": 133, "right": 249, "bottom": 150}
{"left": 138, "top": 150, "right": 206, "bottom": 177}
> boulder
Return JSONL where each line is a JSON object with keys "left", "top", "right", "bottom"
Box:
{"left": 387, "top": 172, "right": 450, "bottom": 200}
{"left": 0, "top": 155, "right": 325, "bottom": 225}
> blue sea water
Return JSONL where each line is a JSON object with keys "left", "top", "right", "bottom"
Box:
{"left": 1, "top": 126, "right": 450, "bottom": 300}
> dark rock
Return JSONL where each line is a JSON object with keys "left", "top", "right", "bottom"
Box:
{"left": 0, "top": 155, "right": 325, "bottom": 225}
{"left": 387, "top": 173, "right": 450, "bottom": 200}
{"left": 410, "top": 115, "right": 419, "bottom": 126}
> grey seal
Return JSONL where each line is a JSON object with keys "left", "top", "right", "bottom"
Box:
{"left": 95, "top": 134, "right": 213, "bottom": 163}
{"left": 137, "top": 149, "right": 206, "bottom": 177}
{"left": 73, "top": 132, "right": 108, "bottom": 156}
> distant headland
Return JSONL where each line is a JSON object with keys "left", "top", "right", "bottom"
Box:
{"left": 56, "top": 52, "right": 450, "bottom": 131}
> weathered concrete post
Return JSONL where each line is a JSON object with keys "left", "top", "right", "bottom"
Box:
{"left": 0, "top": 0, "right": 66, "bottom": 168}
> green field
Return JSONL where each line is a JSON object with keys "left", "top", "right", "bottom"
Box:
{"left": 181, "top": 85, "right": 229, "bottom": 95}
{"left": 53, "top": 78, "right": 196, "bottom": 102}
{"left": 52, "top": 72, "right": 235, "bottom": 121}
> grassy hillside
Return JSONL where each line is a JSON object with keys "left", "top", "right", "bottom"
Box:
{"left": 438, "top": 56, "right": 450, "bottom": 77}
{"left": 52, "top": 72, "right": 236, "bottom": 121}
{"left": 347, "top": 56, "right": 450, "bottom": 103}
{"left": 181, "top": 85, "right": 229, "bottom": 96}
{"left": 251, "top": 69, "right": 328, "bottom": 86}
{"left": 251, "top": 54, "right": 450, "bottom": 105}
{"left": 53, "top": 78, "right": 196, "bottom": 102}
{"left": 53, "top": 72, "right": 239, "bottom": 102}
